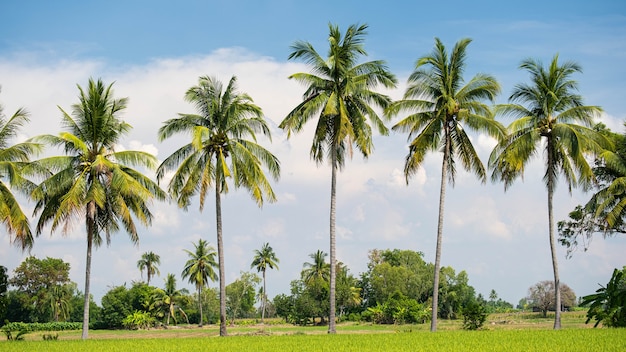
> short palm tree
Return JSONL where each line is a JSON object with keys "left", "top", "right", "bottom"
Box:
{"left": 302, "top": 250, "right": 330, "bottom": 285}
{"left": 153, "top": 273, "right": 189, "bottom": 325}
{"left": 31, "top": 78, "right": 166, "bottom": 339}
{"left": 157, "top": 75, "right": 280, "bottom": 336}
{"left": 489, "top": 55, "right": 607, "bottom": 329}
{"left": 137, "top": 251, "right": 161, "bottom": 285}
{"left": 250, "top": 242, "right": 279, "bottom": 323}
{"left": 181, "top": 239, "right": 218, "bottom": 327}
{"left": 0, "top": 92, "right": 42, "bottom": 251}
{"left": 386, "top": 38, "right": 503, "bottom": 331}
{"left": 279, "top": 23, "right": 397, "bottom": 333}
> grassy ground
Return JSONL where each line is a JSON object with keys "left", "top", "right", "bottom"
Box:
{"left": 0, "top": 311, "right": 596, "bottom": 341}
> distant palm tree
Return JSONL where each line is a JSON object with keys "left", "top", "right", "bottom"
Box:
{"left": 302, "top": 250, "right": 330, "bottom": 285}
{"left": 250, "top": 242, "right": 279, "bottom": 323}
{"left": 0, "top": 91, "right": 42, "bottom": 251}
{"left": 137, "top": 251, "right": 161, "bottom": 285}
{"left": 181, "top": 239, "right": 218, "bottom": 327}
{"left": 157, "top": 75, "right": 280, "bottom": 336}
{"left": 386, "top": 38, "right": 503, "bottom": 331}
{"left": 489, "top": 55, "right": 607, "bottom": 329}
{"left": 279, "top": 23, "right": 397, "bottom": 333}
{"left": 153, "top": 273, "right": 189, "bottom": 325}
{"left": 31, "top": 78, "right": 166, "bottom": 339}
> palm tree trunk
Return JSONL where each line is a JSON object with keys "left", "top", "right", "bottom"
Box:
{"left": 81, "top": 216, "right": 95, "bottom": 340}
{"left": 198, "top": 286, "right": 203, "bottom": 327}
{"left": 431, "top": 129, "right": 450, "bottom": 332}
{"left": 261, "top": 270, "right": 266, "bottom": 323}
{"left": 216, "top": 180, "right": 227, "bottom": 336}
{"left": 548, "top": 179, "right": 562, "bottom": 329}
{"left": 328, "top": 151, "right": 337, "bottom": 334}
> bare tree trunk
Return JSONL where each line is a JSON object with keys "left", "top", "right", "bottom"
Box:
{"left": 328, "top": 153, "right": 337, "bottom": 334}
{"left": 216, "top": 181, "right": 227, "bottom": 336}
{"left": 198, "top": 286, "right": 204, "bottom": 327}
{"left": 81, "top": 212, "right": 95, "bottom": 340}
{"left": 261, "top": 270, "right": 266, "bottom": 323}
{"left": 548, "top": 180, "right": 562, "bottom": 329}
{"left": 431, "top": 128, "right": 450, "bottom": 332}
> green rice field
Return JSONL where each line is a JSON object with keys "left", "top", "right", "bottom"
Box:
{"left": 1, "top": 313, "right": 625, "bottom": 351}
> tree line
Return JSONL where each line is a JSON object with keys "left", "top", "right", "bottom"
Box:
{"left": 1, "top": 22, "right": 624, "bottom": 338}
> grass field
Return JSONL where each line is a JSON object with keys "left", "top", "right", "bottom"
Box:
{"left": 1, "top": 312, "right": 625, "bottom": 351}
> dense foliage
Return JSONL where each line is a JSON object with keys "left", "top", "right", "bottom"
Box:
{"left": 582, "top": 267, "right": 626, "bottom": 327}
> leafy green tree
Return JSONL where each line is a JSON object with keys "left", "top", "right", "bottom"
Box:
{"left": 386, "top": 38, "right": 503, "bottom": 331}
{"left": 279, "top": 23, "right": 397, "bottom": 333}
{"left": 99, "top": 285, "right": 132, "bottom": 329}
{"left": 0, "top": 89, "right": 42, "bottom": 251}
{"left": 0, "top": 265, "right": 7, "bottom": 325}
{"left": 225, "top": 271, "right": 260, "bottom": 323}
{"left": 137, "top": 251, "right": 161, "bottom": 286}
{"left": 157, "top": 75, "right": 280, "bottom": 336}
{"left": 181, "top": 239, "right": 218, "bottom": 327}
{"left": 9, "top": 256, "right": 72, "bottom": 322}
{"left": 362, "top": 249, "right": 433, "bottom": 306}
{"left": 31, "top": 78, "right": 166, "bottom": 339}
{"left": 558, "top": 124, "right": 626, "bottom": 256}
{"left": 250, "top": 242, "right": 279, "bottom": 323}
{"left": 582, "top": 267, "right": 626, "bottom": 327}
{"left": 489, "top": 55, "right": 607, "bottom": 329}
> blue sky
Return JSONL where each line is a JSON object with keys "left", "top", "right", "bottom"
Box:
{"left": 1, "top": 0, "right": 626, "bottom": 306}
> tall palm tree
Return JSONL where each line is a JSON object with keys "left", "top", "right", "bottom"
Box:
{"left": 137, "top": 251, "right": 161, "bottom": 285}
{"left": 386, "top": 38, "right": 503, "bottom": 331}
{"left": 30, "top": 78, "right": 166, "bottom": 339}
{"left": 489, "top": 55, "right": 607, "bottom": 329}
{"left": 250, "top": 242, "right": 279, "bottom": 323}
{"left": 153, "top": 273, "right": 189, "bottom": 325}
{"left": 302, "top": 250, "right": 330, "bottom": 285}
{"left": 181, "top": 239, "right": 218, "bottom": 327}
{"left": 0, "top": 91, "right": 42, "bottom": 251}
{"left": 157, "top": 75, "right": 280, "bottom": 336}
{"left": 279, "top": 23, "right": 397, "bottom": 333}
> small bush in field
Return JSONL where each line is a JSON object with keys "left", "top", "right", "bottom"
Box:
{"left": 462, "top": 300, "right": 488, "bottom": 330}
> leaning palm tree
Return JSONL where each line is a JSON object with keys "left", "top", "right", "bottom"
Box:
{"left": 181, "top": 239, "right": 218, "bottom": 327}
{"left": 489, "top": 55, "right": 607, "bottom": 329}
{"left": 137, "top": 251, "right": 161, "bottom": 285}
{"left": 302, "top": 250, "right": 330, "bottom": 285}
{"left": 279, "top": 23, "right": 397, "bottom": 333}
{"left": 0, "top": 91, "right": 42, "bottom": 251}
{"left": 157, "top": 75, "right": 280, "bottom": 336}
{"left": 30, "top": 78, "right": 166, "bottom": 339}
{"left": 386, "top": 38, "right": 503, "bottom": 331}
{"left": 250, "top": 242, "right": 279, "bottom": 323}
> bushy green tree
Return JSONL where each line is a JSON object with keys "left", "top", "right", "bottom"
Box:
{"left": 582, "top": 267, "right": 626, "bottom": 327}
{"left": 225, "top": 272, "right": 260, "bottom": 323}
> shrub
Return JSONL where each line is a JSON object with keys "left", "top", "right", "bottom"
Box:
{"left": 462, "top": 300, "right": 488, "bottom": 330}
{"left": 122, "top": 311, "right": 156, "bottom": 330}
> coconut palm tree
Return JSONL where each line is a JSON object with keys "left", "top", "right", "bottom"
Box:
{"left": 153, "top": 273, "right": 189, "bottom": 325}
{"left": 302, "top": 250, "right": 330, "bottom": 285}
{"left": 157, "top": 75, "right": 279, "bottom": 336}
{"left": 386, "top": 38, "right": 503, "bottom": 331}
{"left": 181, "top": 239, "right": 218, "bottom": 327}
{"left": 137, "top": 251, "right": 161, "bottom": 285}
{"left": 250, "top": 242, "right": 279, "bottom": 323}
{"left": 0, "top": 91, "right": 42, "bottom": 251}
{"left": 30, "top": 78, "right": 166, "bottom": 339}
{"left": 279, "top": 23, "right": 397, "bottom": 333}
{"left": 489, "top": 55, "right": 607, "bottom": 329}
